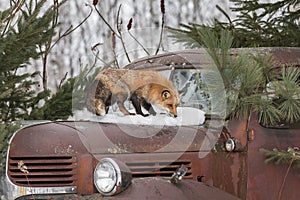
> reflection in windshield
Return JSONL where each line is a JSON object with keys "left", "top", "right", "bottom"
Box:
{"left": 169, "top": 69, "right": 210, "bottom": 113}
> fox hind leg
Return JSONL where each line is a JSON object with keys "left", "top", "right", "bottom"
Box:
{"left": 93, "top": 99, "right": 107, "bottom": 116}
{"left": 114, "top": 92, "right": 135, "bottom": 115}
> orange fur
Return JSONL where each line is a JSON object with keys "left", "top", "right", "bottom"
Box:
{"left": 87, "top": 68, "right": 180, "bottom": 117}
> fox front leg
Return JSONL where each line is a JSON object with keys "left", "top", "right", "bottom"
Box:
{"left": 130, "top": 93, "right": 148, "bottom": 117}
{"left": 141, "top": 100, "right": 156, "bottom": 116}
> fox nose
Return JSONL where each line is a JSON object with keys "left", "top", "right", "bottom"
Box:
{"left": 174, "top": 114, "right": 177, "bottom": 118}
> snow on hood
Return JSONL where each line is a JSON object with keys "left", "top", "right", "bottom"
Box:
{"left": 72, "top": 107, "right": 205, "bottom": 126}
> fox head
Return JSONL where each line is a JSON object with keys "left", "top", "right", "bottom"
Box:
{"left": 159, "top": 90, "right": 180, "bottom": 117}
{"left": 146, "top": 83, "right": 180, "bottom": 117}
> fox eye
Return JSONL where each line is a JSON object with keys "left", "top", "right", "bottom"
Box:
{"left": 162, "top": 90, "right": 171, "bottom": 99}
{"left": 167, "top": 104, "right": 173, "bottom": 108}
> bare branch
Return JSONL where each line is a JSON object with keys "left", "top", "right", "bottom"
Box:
{"left": 94, "top": 3, "right": 120, "bottom": 39}
{"left": 58, "top": 72, "right": 68, "bottom": 89}
{"left": 116, "top": 4, "right": 131, "bottom": 63}
{"left": 49, "top": 3, "right": 93, "bottom": 53}
{"left": 1, "top": 0, "right": 26, "bottom": 37}
{"left": 155, "top": 0, "right": 165, "bottom": 55}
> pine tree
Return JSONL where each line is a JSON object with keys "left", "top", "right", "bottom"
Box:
{"left": 167, "top": 2, "right": 300, "bottom": 126}
{"left": 168, "top": 0, "right": 300, "bottom": 47}
{"left": 0, "top": 1, "right": 99, "bottom": 170}
{"left": 0, "top": 0, "right": 58, "bottom": 122}
{"left": 170, "top": 27, "right": 300, "bottom": 126}
{"left": 28, "top": 66, "right": 100, "bottom": 121}
{"left": 0, "top": 0, "right": 62, "bottom": 172}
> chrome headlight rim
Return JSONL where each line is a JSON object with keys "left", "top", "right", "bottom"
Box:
{"left": 225, "top": 138, "right": 236, "bottom": 152}
{"left": 94, "top": 158, "right": 132, "bottom": 196}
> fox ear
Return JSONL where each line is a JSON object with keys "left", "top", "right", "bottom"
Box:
{"left": 162, "top": 90, "right": 171, "bottom": 99}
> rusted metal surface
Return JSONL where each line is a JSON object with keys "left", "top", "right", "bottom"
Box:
{"left": 126, "top": 47, "right": 300, "bottom": 70}
{"left": 17, "top": 178, "right": 239, "bottom": 200}
{"left": 209, "top": 152, "right": 248, "bottom": 199}
{"left": 118, "top": 177, "right": 240, "bottom": 200}
{"left": 6, "top": 47, "right": 300, "bottom": 199}
{"left": 9, "top": 121, "right": 217, "bottom": 154}
{"left": 7, "top": 121, "right": 216, "bottom": 192}
{"left": 77, "top": 154, "right": 94, "bottom": 194}
{"left": 246, "top": 115, "right": 300, "bottom": 200}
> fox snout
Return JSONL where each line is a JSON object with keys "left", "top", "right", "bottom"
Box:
{"left": 167, "top": 106, "right": 178, "bottom": 118}
{"left": 169, "top": 108, "right": 178, "bottom": 118}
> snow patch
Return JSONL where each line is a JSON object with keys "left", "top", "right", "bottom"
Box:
{"left": 72, "top": 107, "right": 205, "bottom": 126}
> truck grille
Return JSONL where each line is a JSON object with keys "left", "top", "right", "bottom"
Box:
{"left": 127, "top": 160, "right": 193, "bottom": 178}
{"left": 8, "top": 156, "right": 77, "bottom": 187}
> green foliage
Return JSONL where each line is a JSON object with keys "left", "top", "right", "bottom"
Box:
{"left": 173, "top": 27, "right": 300, "bottom": 126}
{"left": 72, "top": 66, "right": 102, "bottom": 112}
{"left": 168, "top": 0, "right": 300, "bottom": 47}
{"left": 0, "top": 0, "right": 58, "bottom": 122}
{"left": 167, "top": 0, "right": 300, "bottom": 126}
{"left": 270, "top": 67, "right": 300, "bottom": 124}
{"left": 28, "top": 79, "right": 75, "bottom": 121}
{"left": 0, "top": 0, "right": 64, "bottom": 169}
{"left": 260, "top": 147, "right": 300, "bottom": 170}
{"left": 28, "top": 66, "right": 100, "bottom": 121}
{"left": 227, "top": 0, "right": 300, "bottom": 47}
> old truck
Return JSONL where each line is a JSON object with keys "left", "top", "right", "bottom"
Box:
{"left": 1, "top": 48, "right": 299, "bottom": 199}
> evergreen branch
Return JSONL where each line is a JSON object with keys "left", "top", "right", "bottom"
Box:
{"left": 167, "top": 24, "right": 203, "bottom": 48}
{"left": 216, "top": 5, "right": 232, "bottom": 25}
{"left": 167, "top": 1, "right": 300, "bottom": 126}
{"left": 169, "top": 0, "right": 300, "bottom": 47}
{"left": 195, "top": 27, "right": 233, "bottom": 90}
{"left": 260, "top": 147, "right": 300, "bottom": 199}
{"left": 260, "top": 147, "right": 300, "bottom": 168}
{"left": 272, "top": 67, "right": 300, "bottom": 124}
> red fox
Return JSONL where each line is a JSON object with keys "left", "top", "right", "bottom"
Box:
{"left": 86, "top": 68, "right": 180, "bottom": 117}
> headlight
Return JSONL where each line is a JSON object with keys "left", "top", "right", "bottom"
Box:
{"left": 94, "top": 158, "right": 132, "bottom": 196}
{"left": 225, "top": 138, "right": 243, "bottom": 152}
{"left": 225, "top": 138, "right": 235, "bottom": 152}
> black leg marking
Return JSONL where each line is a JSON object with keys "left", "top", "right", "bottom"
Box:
{"left": 141, "top": 99, "right": 156, "bottom": 116}
{"left": 130, "top": 93, "right": 147, "bottom": 116}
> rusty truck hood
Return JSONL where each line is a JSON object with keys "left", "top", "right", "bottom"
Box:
{"left": 9, "top": 121, "right": 218, "bottom": 156}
